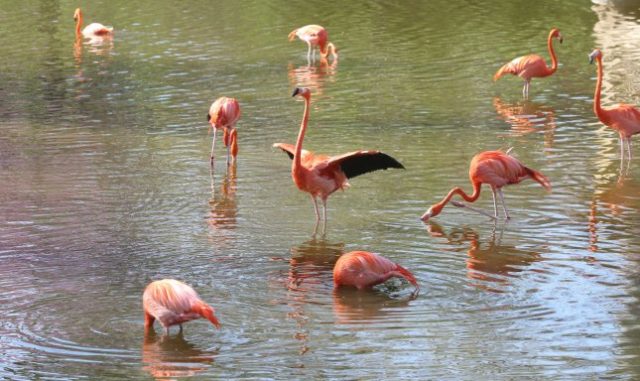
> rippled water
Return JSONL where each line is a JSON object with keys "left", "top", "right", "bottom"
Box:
{"left": 2, "top": 0, "right": 640, "bottom": 379}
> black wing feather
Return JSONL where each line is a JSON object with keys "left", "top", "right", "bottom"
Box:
{"left": 339, "top": 152, "right": 404, "bottom": 179}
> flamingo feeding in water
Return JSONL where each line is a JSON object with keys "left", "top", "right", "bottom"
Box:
{"left": 207, "top": 97, "right": 240, "bottom": 165}
{"left": 333, "top": 251, "right": 419, "bottom": 291}
{"left": 273, "top": 87, "right": 404, "bottom": 230}
{"left": 420, "top": 150, "right": 551, "bottom": 222}
{"left": 289, "top": 25, "right": 338, "bottom": 62}
{"left": 143, "top": 279, "right": 221, "bottom": 335}
{"left": 494, "top": 28, "right": 563, "bottom": 97}
{"left": 73, "top": 8, "right": 113, "bottom": 39}
{"left": 589, "top": 49, "right": 640, "bottom": 171}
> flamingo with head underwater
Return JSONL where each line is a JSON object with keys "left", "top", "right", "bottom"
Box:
{"left": 333, "top": 251, "right": 419, "bottom": 291}
{"left": 143, "top": 279, "right": 221, "bottom": 335}
{"left": 289, "top": 25, "right": 338, "bottom": 62}
{"left": 420, "top": 150, "right": 551, "bottom": 222}
{"left": 207, "top": 97, "right": 240, "bottom": 165}
{"left": 494, "top": 28, "right": 563, "bottom": 97}
{"left": 589, "top": 49, "right": 640, "bottom": 171}
{"left": 73, "top": 8, "right": 113, "bottom": 39}
{"left": 273, "top": 87, "right": 404, "bottom": 231}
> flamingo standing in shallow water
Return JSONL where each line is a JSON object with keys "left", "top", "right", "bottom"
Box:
{"left": 289, "top": 25, "right": 338, "bottom": 62}
{"left": 207, "top": 97, "right": 240, "bottom": 165}
{"left": 273, "top": 87, "right": 404, "bottom": 231}
{"left": 494, "top": 28, "right": 563, "bottom": 97}
{"left": 333, "top": 251, "right": 419, "bottom": 291}
{"left": 143, "top": 279, "right": 221, "bottom": 335}
{"left": 420, "top": 150, "right": 551, "bottom": 222}
{"left": 589, "top": 49, "right": 640, "bottom": 172}
{"left": 74, "top": 8, "right": 113, "bottom": 39}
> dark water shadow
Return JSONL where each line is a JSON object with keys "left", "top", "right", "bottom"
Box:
{"left": 142, "top": 330, "right": 217, "bottom": 380}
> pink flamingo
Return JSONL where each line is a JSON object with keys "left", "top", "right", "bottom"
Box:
{"left": 494, "top": 28, "right": 563, "bottom": 97}
{"left": 74, "top": 8, "right": 113, "bottom": 39}
{"left": 589, "top": 49, "right": 640, "bottom": 171}
{"left": 143, "top": 279, "right": 221, "bottom": 335}
{"left": 273, "top": 87, "right": 404, "bottom": 230}
{"left": 421, "top": 150, "right": 551, "bottom": 221}
{"left": 333, "top": 251, "right": 419, "bottom": 291}
{"left": 289, "top": 25, "right": 338, "bottom": 62}
{"left": 207, "top": 97, "right": 240, "bottom": 165}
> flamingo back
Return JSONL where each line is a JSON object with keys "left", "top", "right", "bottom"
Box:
{"left": 209, "top": 97, "right": 240, "bottom": 128}
{"left": 470, "top": 151, "right": 532, "bottom": 188}
{"left": 293, "top": 25, "right": 327, "bottom": 49}
{"left": 333, "top": 251, "right": 405, "bottom": 289}
{"left": 604, "top": 104, "right": 640, "bottom": 137}
{"left": 143, "top": 279, "right": 201, "bottom": 319}
{"left": 495, "top": 54, "right": 549, "bottom": 81}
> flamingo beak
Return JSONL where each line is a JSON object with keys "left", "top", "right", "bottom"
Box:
{"left": 206, "top": 114, "right": 211, "bottom": 122}
{"left": 558, "top": 35, "right": 563, "bottom": 44}
{"left": 291, "top": 87, "right": 301, "bottom": 97}
{"left": 589, "top": 51, "right": 596, "bottom": 64}
{"left": 420, "top": 209, "right": 433, "bottom": 222}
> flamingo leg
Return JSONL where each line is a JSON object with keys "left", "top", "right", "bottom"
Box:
{"left": 497, "top": 188, "right": 510, "bottom": 219}
{"left": 310, "top": 195, "right": 320, "bottom": 222}
{"left": 210, "top": 128, "right": 217, "bottom": 165}
{"left": 226, "top": 143, "right": 230, "bottom": 166}
{"left": 307, "top": 43, "right": 312, "bottom": 61}
{"left": 491, "top": 188, "right": 499, "bottom": 218}
{"left": 522, "top": 80, "right": 530, "bottom": 98}
{"left": 321, "top": 197, "right": 328, "bottom": 234}
{"left": 627, "top": 138, "right": 632, "bottom": 162}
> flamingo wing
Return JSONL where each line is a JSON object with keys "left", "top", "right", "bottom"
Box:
{"left": 273, "top": 143, "right": 312, "bottom": 160}
{"left": 326, "top": 151, "right": 404, "bottom": 179}
{"left": 610, "top": 104, "right": 640, "bottom": 128}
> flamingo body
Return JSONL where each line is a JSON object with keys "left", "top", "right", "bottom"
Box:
{"left": 333, "top": 251, "right": 419, "bottom": 290}
{"left": 143, "top": 279, "right": 221, "bottom": 334}
{"left": 289, "top": 25, "right": 338, "bottom": 61}
{"left": 589, "top": 49, "right": 640, "bottom": 170}
{"left": 494, "top": 28, "right": 562, "bottom": 97}
{"left": 421, "top": 150, "right": 551, "bottom": 221}
{"left": 273, "top": 87, "right": 404, "bottom": 228}
{"left": 74, "top": 8, "right": 113, "bottom": 39}
{"left": 207, "top": 97, "right": 240, "bottom": 164}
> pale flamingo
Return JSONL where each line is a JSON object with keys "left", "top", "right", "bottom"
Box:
{"left": 289, "top": 25, "right": 338, "bottom": 62}
{"left": 273, "top": 87, "right": 404, "bottom": 230}
{"left": 333, "top": 251, "right": 419, "bottom": 291}
{"left": 207, "top": 97, "right": 240, "bottom": 165}
{"left": 494, "top": 28, "right": 563, "bottom": 97}
{"left": 143, "top": 279, "right": 221, "bottom": 335}
{"left": 420, "top": 150, "right": 551, "bottom": 222}
{"left": 74, "top": 8, "right": 113, "bottom": 39}
{"left": 589, "top": 49, "right": 640, "bottom": 171}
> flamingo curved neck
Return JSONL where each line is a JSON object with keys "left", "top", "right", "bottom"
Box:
{"left": 433, "top": 182, "right": 482, "bottom": 214}
{"left": 593, "top": 57, "right": 606, "bottom": 121}
{"left": 294, "top": 96, "right": 310, "bottom": 171}
{"left": 320, "top": 43, "right": 335, "bottom": 60}
{"left": 547, "top": 33, "right": 558, "bottom": 75}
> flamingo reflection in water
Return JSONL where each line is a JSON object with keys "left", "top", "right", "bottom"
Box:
{"left": 208, "top": 164, "right": 238, "bottom": 230}
{"left": 332, "top": 287, "right": 413, "bottom": 325}
{"left": 588, "top": 174, "right": 640, "bottom": 252}
{"left": 288, "top": 57, "right": 338, "bottom": 97}
{"left": 493, "top": 97, "right": 557, "bottom": 150}
{"left": 427, "top": 223, "right": 542, "bottom": 292}
{"left": 284, "top": 238, "right": 344, "bottom": 356}
{"left": 142, "top": 330, "right": 217, "bottom": 380}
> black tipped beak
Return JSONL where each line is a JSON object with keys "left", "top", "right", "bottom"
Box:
{"left": 589, "top": 53, "right": 595, "bottom": 64}
{"left": 291, "top": 88, "right": 300, "bottom": 97}
{"left": 207, "top": 114, "right": 211, "bottom": 122}
{"left": 559, "top": 36, "right": 563, "bottom": 44}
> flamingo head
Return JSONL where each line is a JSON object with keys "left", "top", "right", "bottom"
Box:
{"left": 420, "top": 204, "right": 443, "bottom": 223}
{"left": 550, "top": 28, "right": 563, "bottom": 44}
{"left": 292, "top": 87, "right": 311, "bottom": 99}
{"left": 73, "top": 8, "right": 81, "bottom": 21}
{"left": 589, "top": 49, "right": 602, "bottom": 64}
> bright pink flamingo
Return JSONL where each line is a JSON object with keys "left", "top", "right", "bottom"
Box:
{"left": 207, "top": 97, "right": 240, "bottom": 165}
{"left": 333, "top": 251, "right": 419, "bottom": 291}
{"left": 273, "top": 87, "right": 404, "bottom": 230}
{"left": 421, "top": 150, "right": 551, "bottom": 221}
{"left": 494, "top": 28, "right": 563, "bottom": 97}
{"left": 589, "top": 49, "right": 640, "bottom": 171}
{"left": 143, "top": 279, "right": 221, "bottom": 335}
{"left": 289, "top": 25, "right": 338, "bottom": 62}
{"left": 74, "top": 8, "right": 113, "bottom": 39}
